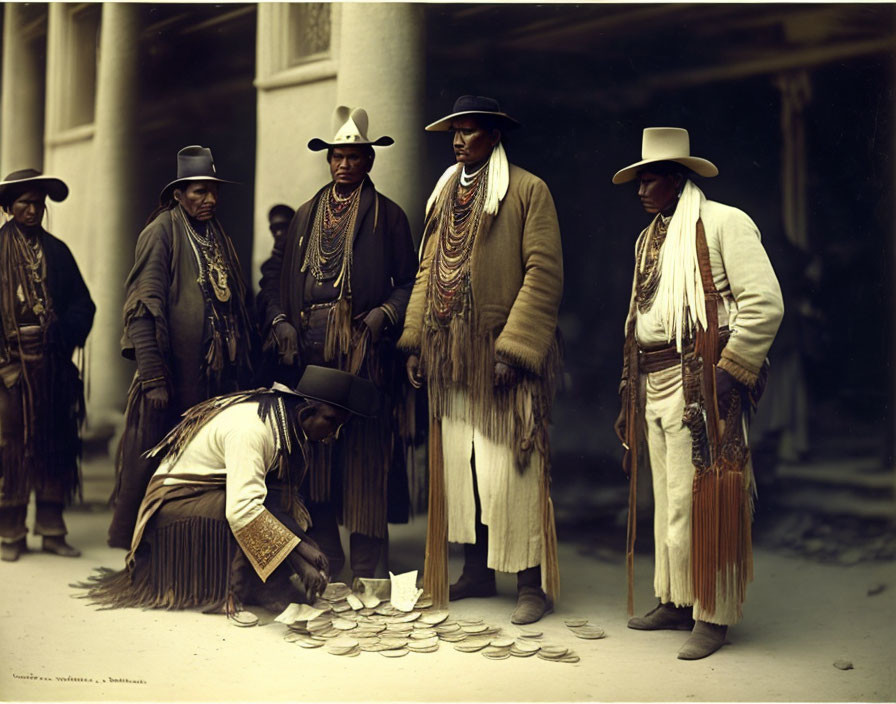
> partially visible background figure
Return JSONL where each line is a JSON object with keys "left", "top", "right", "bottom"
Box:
{"left": 0, "top": 169, "right": 95, "bottom": 562}
{"left": 613, "top": 128, "right": 783, "bottom": 660}
{"left": 267, "top": 204, "right": 295, "bottom": 244}
{"left": 399, "top": 96, "right": 564, "bottom": 624}
{"left": 254, "top": 204, "right": 297, "bottom": 387}
{"left": 258, "top": 107, "right": 417, "bottom": 582}
{"left": 107, "top": 146, "right": 255, "bottom": 550}
{"left": 82, "top": 366, "right": 380, "bottom": 621}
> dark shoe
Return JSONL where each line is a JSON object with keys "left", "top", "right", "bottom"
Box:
{"left": 677, "top": 620, "right": 728, "bottom": 660}
{"left": 42, "top": 536, "right": 81, "bottom": 558}
{"left": 1, "top": 538, "right": 27, "bottom": 562}
{"left": 449, "top": 571, "right": 497, "bottom": 601}
{"left": 628, "top": 601, "right": 695, "bottom": 631}
{"left": 511, "top": 585, "right": 553, "bottom": 625}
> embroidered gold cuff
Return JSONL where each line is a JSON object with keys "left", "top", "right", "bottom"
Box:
{"left": 718, "top": 349, "right": 759, "bottom": 389}
{"left": 233, "top": 509, "right": 300, "bottom": 582}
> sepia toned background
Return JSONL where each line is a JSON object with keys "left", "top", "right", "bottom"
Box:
{"left": 0, "top": 3, "right": 894, "bottom": 701}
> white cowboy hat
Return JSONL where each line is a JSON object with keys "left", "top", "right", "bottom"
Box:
{"left": 612, "top": 127, "right": 718, "bottom": 184}
{"left": 307, "top": 106, "right": 394, "bottom": 152}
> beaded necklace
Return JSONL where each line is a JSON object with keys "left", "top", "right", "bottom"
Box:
{"left": 635, "top": 214, "right": 670, "bottom": 313}
{"left": 11, "top": 225, "right": 49, "bottom": 322}
{"left": 428, "top": 164, "right": 488, "bottom": 325}
{"left": 180, "top": 208, "right": 232, "bottom": 303}
{"left": 302, "top": 182, "right": 362, "bottom": 290}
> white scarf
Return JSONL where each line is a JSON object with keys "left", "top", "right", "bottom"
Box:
{"left": 643, "top": 178, "right": 708, "bottom": 352}
{"left": 424, "top": 141, "right": 510, "bottom": 219}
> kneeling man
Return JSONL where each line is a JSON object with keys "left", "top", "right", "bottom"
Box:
{"left": 82, "top": 366, "right": 379, "bottom": 618}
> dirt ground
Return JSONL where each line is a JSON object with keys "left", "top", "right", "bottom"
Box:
{"left": 1, "top": 481, "right": 894, "bottom": 704}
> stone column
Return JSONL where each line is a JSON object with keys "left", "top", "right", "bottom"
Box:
{"left": 86, "top": 3, "right": 139, "bottom": 430}
{"left": 336, "top": 3, "right": 426, "bottom": 235}
{"left": 1, "top": 4, "right": 45, "bottom": 174}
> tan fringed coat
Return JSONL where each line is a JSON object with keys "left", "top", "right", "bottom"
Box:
{"left": 399, "top": 164, "right": 563, "bottom": 373}
{"left": 398, "top": 162, "right": 563, "bottom": 606}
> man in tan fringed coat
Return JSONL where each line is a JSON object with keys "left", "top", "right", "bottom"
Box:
{"left": 613, "top": 128, "right": 783, "bottom": 660}
{"left": 399, "top": 96, "right": 563, "bottom": 624}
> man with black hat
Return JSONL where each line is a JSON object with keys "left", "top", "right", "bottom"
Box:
{"left": 82, "top": 366, "right": 380, "bottom": 621}
{"left": 613, "top": 128, "right": 783, "bottom": 659}
{"left": 258, "top": 107, "right": 417, "bottom": 582}
{"left": 108, "top": 146, "right": 255, "bottom": 550}
{"left": 0, "top": 169, "right": 95, "bottom": 561}
{"left": 398, "top": 96, "right": 563, "bottom": 624}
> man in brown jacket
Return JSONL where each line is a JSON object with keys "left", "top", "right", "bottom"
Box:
{"left": 399, "top": 96, "right": 563, "bottom": 624}
{"left": 613, "top": 128, "right": 783, "bottom": 660}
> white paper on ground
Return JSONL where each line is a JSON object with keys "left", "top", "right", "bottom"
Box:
{"left": 389, "top": 570, "right": 423, "bottom": 612}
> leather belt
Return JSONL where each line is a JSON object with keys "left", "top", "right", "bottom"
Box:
{"left": 637, "top": 327, "right": 730, "bottom": 374}
{"left": 638, "top": 342, "right": 693, "bottom": 374}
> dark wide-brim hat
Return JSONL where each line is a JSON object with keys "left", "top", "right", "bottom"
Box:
{"left": 425, "top": 95, "right": 521, "bottom": 132}
{"left": 291, "top": 365, "right": 380, "bottom": 417}
{"left": 0, "top": 169, "right": 69, "bottom": 207}
{"left": 307, "top": 106, "right": 394, "bottom": 152}
{"left": 159, "top": 145, "right": 236, "bottom": 204}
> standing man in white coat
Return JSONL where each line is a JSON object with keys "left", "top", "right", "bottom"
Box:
{"left": 613, "top": 128, "right": 783, "bottom": 659}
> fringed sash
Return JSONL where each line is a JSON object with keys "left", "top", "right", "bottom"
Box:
{"left": 689, "top": 223, "right": 753, "bottom": 617}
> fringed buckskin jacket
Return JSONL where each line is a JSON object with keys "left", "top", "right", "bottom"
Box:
{"left": 399, "top": 163, "right": 563, "bottom": 377}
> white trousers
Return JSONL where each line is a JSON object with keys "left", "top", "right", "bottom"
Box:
{"left": 645, "top": 365, "right": 742, "bottom": 625}
{"left": 440, "top": 392, "right": 542, "bottom": 574}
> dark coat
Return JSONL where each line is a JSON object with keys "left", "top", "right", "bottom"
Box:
{"left": 258, "top": 177, "right": 417, "bottom": 337}
{"left": 0, "top": 221, "right": 94, "bottom": 503}
{"left": 0, "top": 222, "right": 95, "bottom": 364}
{"left": 256, "top": 177, "right": 419, "bottom": 536}
{"left": 108, "top": 207, "right": 255, "bottom": 549}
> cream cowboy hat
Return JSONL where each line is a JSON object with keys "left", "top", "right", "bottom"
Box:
{"left": 307, "top": 106, "right": 394, "bottom": 152}
{"left": 612, "top": 127, "right": 718, "bottom": 184}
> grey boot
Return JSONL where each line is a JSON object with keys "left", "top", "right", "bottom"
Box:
{"left": 628, "top": 600, "right": 695, "bottom": 631}
{"left": 677, "top": 620, "right": 729, "bottom": 660}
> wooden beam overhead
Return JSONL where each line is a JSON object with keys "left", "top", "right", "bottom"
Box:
{"left": 646, "top": 34, "right": 896, "bottom": 92}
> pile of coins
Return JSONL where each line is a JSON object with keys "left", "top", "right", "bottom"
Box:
{"left": 564, "top": 618, "right": 607, "bottom": 640}
{"left": 278, "top": 582, "right": 589, "bottom": 663}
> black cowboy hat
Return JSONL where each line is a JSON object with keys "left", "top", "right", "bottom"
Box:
{"left": 0, "top": 169, "right": 69, "bottom": 207}
{"left": 425, "top": 95, "right": 521, "bottom": 132}
{"left": 273, "top": 365, "right": 380, "bottom": 417}
{"left": 159, "top": 145, "right": 237, "bottom": 204}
